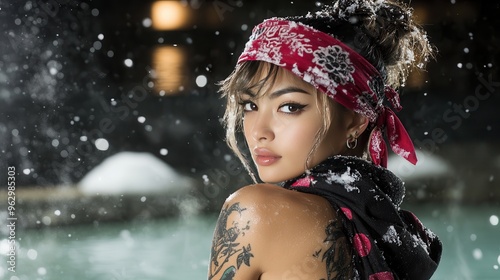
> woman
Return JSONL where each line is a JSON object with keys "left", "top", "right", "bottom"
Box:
{"left": 209, "top": 0, "right": 442, "bottom": 279}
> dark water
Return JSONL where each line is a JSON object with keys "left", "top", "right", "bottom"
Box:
{"left": 1, "top": 215, "right": 216, "bottom": 280}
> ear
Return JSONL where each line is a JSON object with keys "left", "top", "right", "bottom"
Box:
{"left": 346, "top": 113, "right": 369, "bottom": 138}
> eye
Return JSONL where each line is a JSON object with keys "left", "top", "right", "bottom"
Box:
{"left": 240, "top": 101, "right": 257, "bottom": 112}
{"left": 279, "top": 103, "right": 307, "bottom": 114}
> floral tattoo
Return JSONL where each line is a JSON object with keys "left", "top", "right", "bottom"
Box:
{"left": 209, "top": 202, "right": 254, "bottom": 280}
{"left": 322, "top": 220, "right": 352, "bottom": 279}
{"left": 317, "top": 218, "right": 353, "bottom": 280}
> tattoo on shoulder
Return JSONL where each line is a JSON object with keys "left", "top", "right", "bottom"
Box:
{"left": 209, "top": 202, "right": 254, "bottom": 280}
{"left": 319, "top": 218, "right": 353, "bottom": 280}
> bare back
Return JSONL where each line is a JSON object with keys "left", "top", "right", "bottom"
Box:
{"left": 208, "top": 184, "right": 353, "bottom": 280}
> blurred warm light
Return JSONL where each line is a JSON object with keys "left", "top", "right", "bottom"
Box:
{"left": 407, "top": 70, "right": 428, "bottom": 89}
{"left": 152, "top": 46, "right": 187, "bottom": 95}
{"left": 412, "top": 5, "right": 428, "bottom": 25}
{"left": 151, "top": 1, "right": 190, "bottom": 30}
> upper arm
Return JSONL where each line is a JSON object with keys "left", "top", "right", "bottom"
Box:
{"left": 208, "top": 186, "right": 265, "bottom": 280}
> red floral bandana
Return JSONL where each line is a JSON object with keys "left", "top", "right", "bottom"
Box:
{"left": 237, "top": 18, "right": 418, "bottom": 167}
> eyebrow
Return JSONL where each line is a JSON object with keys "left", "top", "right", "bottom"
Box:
{"left": 242, "top": 87, "right": 311, "bottom": 98}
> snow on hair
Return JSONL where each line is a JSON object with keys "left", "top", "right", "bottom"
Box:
{"left": 289, "top": 0, "right": 435, "bottom": 89}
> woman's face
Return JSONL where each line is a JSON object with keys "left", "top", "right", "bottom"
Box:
{"left": 241, "top": 67, "right": 348, "bottom": 183}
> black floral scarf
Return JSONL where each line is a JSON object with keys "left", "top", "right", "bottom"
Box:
{"left": 283, "top": 156, "right": 442, "bottom": 280}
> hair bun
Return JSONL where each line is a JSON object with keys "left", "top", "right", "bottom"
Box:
{"left": 328, "top": 0, "right": 411, "bottom": 27}
{"left": 307, "top": 0, "right": 434, "bottom": 88}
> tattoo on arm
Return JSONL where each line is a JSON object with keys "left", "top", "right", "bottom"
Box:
{"left": 209, "top": 202, "right": 255, "bottom": 280}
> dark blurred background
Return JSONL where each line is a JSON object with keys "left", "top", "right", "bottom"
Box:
{"left": 0, "top": 0, "right": 499, "bottom": 207}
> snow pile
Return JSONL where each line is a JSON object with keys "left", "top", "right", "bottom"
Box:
{"left": 78, "top": 152, "right": 193, "bottom": 195}
{"left": 387, "top": 150, "right": 451, "bottom": 181}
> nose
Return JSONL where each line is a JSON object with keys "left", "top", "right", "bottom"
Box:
{"left": 246, "top": 111, "right": 275, "bottom": 142}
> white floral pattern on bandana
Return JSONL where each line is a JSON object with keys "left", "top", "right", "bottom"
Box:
{"left": 244, "top": 22, "right": 314, "bottom": 67}
{"left": 313, "top": 45, "right": 355, "bottom": 86}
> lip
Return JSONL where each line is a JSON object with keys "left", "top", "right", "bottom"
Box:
{"left": 253, "top": 147, "right": 282, "bottom": 166}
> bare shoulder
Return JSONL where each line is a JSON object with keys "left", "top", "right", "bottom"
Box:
{"left": 228, "top": 183, "right": 336, "bottom": 225}
{"left": 222, "top": 184, "right": 336, "bottom": 240}
{"left": 209, "top": 184, "right": 353, "bottom": 280}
